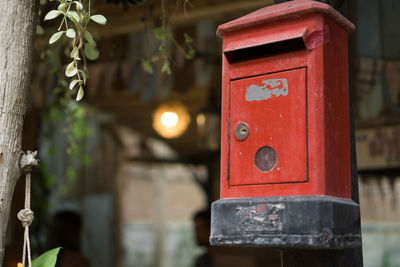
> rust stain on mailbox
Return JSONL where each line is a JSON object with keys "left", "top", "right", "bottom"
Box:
{"left": 236, "top": 203, "right": 285, "bottom": 232}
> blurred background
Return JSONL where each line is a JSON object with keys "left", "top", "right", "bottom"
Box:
{"left": 3, "top": 0, "right": 400, "bottom": 266}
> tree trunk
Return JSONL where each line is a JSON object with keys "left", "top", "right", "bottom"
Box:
{"left": 0, "top": 0, "right": 37, "bottom": 265}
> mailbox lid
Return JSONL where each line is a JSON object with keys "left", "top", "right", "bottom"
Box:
{"left": 217, "top": 0, "right": 354, "bottom": 37}
{"left": 229, "top": 68, "right": 307, "bottom": 186}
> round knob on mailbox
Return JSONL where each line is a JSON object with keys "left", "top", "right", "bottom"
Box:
{"left": 234, "top": 123, "right": 249, "bottom": 141}
{"left": 255, "top": 146, "right": 277, "bottom": 172}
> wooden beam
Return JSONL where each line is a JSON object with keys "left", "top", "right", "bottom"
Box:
{"left": 92, "top": 0, "right": 274, "bottom": 38}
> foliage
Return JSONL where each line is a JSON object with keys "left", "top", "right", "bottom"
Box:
{"left": 141, "top": 0, "right": 195, "bottom": 75}
{"left": 32, "top": 247, "right": 61, "bottom": 267}
{"left": 44, "top": 0, "right": 106, "bottom": 101}
{"left": 41, "top": 74, "right": 91, "bottom": 183}
{"left": 36, "top": 0, "right": 95, "bottom": 182}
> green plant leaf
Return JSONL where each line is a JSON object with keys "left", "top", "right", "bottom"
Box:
{"left": 44, "top": 10, "right": 62, "bottom": 21}
{"left": 58, "top": 3, "right": 67, "bottom": 11}
{"left": 153, "top": 27, "right": 164, "bottom": 40}
{"left": 67, "top": 11, "right": 80, "bottom": 22}
{"left": 76, "top": 86, "right": 84, "bottom": 101}
{"left": 32, "top": 247, "right": 61, "bottom": 267}
{"left": 69, "top": 79, "right": 80, "bottom": 90}
{"left": 70, "top": 46, "right": 79, "bottom": 58}
{"left": 141, "top": 59, "right": 153, "bottom": 74}
{"left": 184, "top": 33, "right": 193, "bottom": 44}
{"left": 82, "top": 154, "right": 91, "bottom": 166}
{"left": 49, "top": 31, "right": 64, "bottom": 44}
{"left": 185, "top": 49, "right": 195, "bottom": 59}
{"left": 85, "top": 31, "right": 95, "bottom": 44}
{"left": 84, "top": 42, "right": 99, "bottom": 61}
{"left": 161, "top": 61, "right": 171, "bottom": 75}
{"left": 65, "top": 61, "right": 78, "bottom": 77}
{"left": 151, "top": 55, "right": 159, "bottom": 62}
{"left": 74, "top": 1, "right": 83, "bottom": 10}
{"left": 66, "top": 28, "right": 76, "bottom": 38}
{"left": 158, "top": 44, "right": 167, "bottom": 57}
{"left": 90, "top": 14, "right": 107, "bottom": 25}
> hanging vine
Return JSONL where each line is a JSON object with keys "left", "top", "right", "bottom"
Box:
{"left": 140, "top": 0, "right": 195, "bottom": 75}
{"left": 44, "top": 0, "right": 106, "bottom": 101}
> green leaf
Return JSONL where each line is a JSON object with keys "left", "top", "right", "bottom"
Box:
{"left": 58, "top": 3, "right": 67, "bottom": 11}
{"left": 76, "top": 86, "right": 84, "bottom": 101}
{"left": 69, "top": 79, "right": 80, "bottom": 90}
{"left": 74, "top": 1, "right": 83, "bottom": 10}
{"left": 66, "top": 28, "right": 76, "bottom": 38}
{"left": 49, "top": 31, "right": 64, "bottom": 44}
{"left": 185, "top": 49, "right": 195, "bottom": 59}
{"left": 32, "top": 247, "right": 61, "bottom": 267}
{"left": 161, "top": 61, "right": 171, "bottom": 75}
{"left": 44, "top": 10, "right": 62, "bottom": 21}
{"left": 82, "top": 155, "right": 91, "bottom": 166}
{"left": 141, "top": 59, "right": 153, "bottom": 74}
{"left": 85, "top": 31, "right": 95, "bottom": 44}
{"left": 151, "top": 55, "right": 159, "bottom": 62}
{"left": 184, "top": 33, "right": 193, "bottom": 44}
{"left": 66, "top": 166, "right": 76, "bottom": 179}
{"left": 65, "top": 61, "right": 77, "bottom": 77}
{"left": 158, "top": 44, "right": 167, "bottom": 57}
{"left": 90, "top": 14, "right": 107, "bottom": 25}
{"left": 70, "top": 46, "right": 79, "bottom": 58}
{"left": 84, "top": 42, "right": 99, "bottom": 61}
{"left": 153, "top": 27, "right": 164, "bottom": 40}
{"left": 67, "top": 11, "right": 80, "bottom": 22}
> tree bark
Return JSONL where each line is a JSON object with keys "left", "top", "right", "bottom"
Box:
{"left": 0, "top": 0, "right": 38, "bottom": 265}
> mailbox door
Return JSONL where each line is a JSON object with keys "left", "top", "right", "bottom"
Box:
{"left": 229, "top": 67, "right": 307, "bottom": 186}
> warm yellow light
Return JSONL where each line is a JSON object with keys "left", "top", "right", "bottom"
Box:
{"left": 160, "top": 112, "right": 179, "bottom": 128}
{"left": 17, "top": 263, "right": 22, "bottom": 267}
{"left": 152, "top": 102, "right": 190, "bottom": 139}
{"left": 196, "top": 113, "right": 206, "bottom": 127}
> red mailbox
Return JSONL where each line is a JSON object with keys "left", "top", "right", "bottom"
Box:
{"left": 211, "top": 0, "right": 362, "bottom": 249}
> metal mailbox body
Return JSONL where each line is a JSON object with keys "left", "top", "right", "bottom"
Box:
{"left": 210, "top": 0, "right": 362, "bottom": 249}
{"left": 219, "top": 0, "right": 355, "bottom": 199}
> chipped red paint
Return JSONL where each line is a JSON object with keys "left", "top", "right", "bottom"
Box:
{"left": 218, "top": 0, "right": 354, "bottom": 199}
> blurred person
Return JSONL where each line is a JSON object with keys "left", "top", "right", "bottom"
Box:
{"left": 193, "top": 209, "right": 213, "bottom": 267}
{"left": 49, "top": 210, "right": 90, "bottom": 267}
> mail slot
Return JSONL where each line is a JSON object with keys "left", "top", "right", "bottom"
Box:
{"left": 210, "top": 0, "right": 362, "bottom": 249}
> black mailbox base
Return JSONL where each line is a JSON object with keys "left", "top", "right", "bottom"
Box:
{"left": 210, "top": 196, "right": 361, "bottom": 249}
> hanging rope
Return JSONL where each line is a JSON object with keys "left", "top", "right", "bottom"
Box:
{"left": 18, "top": 151, "right": 39, "bottom": 267}
{"left": 17, "top": 171, "right": 34, "bottom": 267}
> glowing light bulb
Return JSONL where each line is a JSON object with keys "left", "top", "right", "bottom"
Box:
{"left": 152, "top": 102, "right": 190, "bottom": 138}
{"left": 160, "top": 112, "right": 179, "bottom": 128}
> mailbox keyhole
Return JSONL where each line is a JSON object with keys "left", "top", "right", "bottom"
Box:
{"left": 235, "top": 123, "right": 249, "bottom": 141}
{"left": 255, "top": 146, "right": 277, "bottom": 172}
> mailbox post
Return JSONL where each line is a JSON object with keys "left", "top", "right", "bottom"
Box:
{"left": 210, "top": 0, "right": 362, "bottom": 250}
